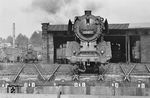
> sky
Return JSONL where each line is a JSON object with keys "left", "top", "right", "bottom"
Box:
{"left": 0, "top": 0, "right": 150, "bottom": 39}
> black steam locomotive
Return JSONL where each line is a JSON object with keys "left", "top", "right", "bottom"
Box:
{"left": 22, "top": 45, "right": 38, "bottom": 63}
{"left": 64, "top": 10, "right": 112, "bottom": 75}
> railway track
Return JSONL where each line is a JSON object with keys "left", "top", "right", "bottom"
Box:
{"left": 0, "top": 63, "right": 150, "bottom": 83}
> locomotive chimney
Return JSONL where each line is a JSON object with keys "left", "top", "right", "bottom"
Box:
{"left": 85, "top": 10, "right": 91, "bottom": 15}
{"left": 12, "top": 23, "right": 15, "bottom": 48}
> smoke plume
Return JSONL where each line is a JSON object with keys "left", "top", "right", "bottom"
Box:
{"left": 85, "top": 1, "right": 103, "bottom": 12}
{"left": 32, "top": 0, "right": 73, "bottom": 14}
{"left": 30, "top": 0, "right": 106, "bottom": 23}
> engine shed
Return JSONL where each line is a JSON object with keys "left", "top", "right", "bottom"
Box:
{"left": 42, "top": 22, "right": 150, "bottom": 64}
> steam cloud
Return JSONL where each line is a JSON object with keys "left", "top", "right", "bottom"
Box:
{"left": 32, "top": 0, "right": 74, "bottom": 14}
{"left": 85, "top": 1, "right": 103, "bottom": 12}
{"left": 31, "top": 0, "right": 106, "bottom": 23}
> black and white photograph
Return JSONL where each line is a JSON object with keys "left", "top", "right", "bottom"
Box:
{"left": 0, "top": 0, "right": 150, "bottom": 98}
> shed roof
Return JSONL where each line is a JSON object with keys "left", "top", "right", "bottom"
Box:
{"left": 48, "top": 24, "right": 68, "bottom": 31}
{"left": 109, "top": 24, "right": 129, "bottom": 29}
{"left": 128, "top": 23, "right": 150, "bottom": 29}
{"left": 47, "top": 23, "right": 150, "bottom": 32}
{"left": 48, "top": 24, "right": 130, "bottom": 32}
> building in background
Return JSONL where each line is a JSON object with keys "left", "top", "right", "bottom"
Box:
{"left": 0, "top": 42, "right": 11, "bottom": 48}
{"left": 42, "top": 22, "right": 150, "bottom": 64}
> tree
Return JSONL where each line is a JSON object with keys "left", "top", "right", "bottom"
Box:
{"left": 15, "top": 34, "right": 29, "bottom": 48}
{"left": 30, "top": 31, "right": 42, "bottom": 47}
{"left": 0, "top": 38, "right": 6, "bottom": 43}
{"left": 6, "top": 36, "right": 13, "bottom": 45}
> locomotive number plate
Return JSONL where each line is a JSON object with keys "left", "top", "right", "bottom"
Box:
{"left": 82, "top": 31, "right": 94, "bottom": 34}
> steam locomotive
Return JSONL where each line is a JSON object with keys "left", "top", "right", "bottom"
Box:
{"left": 57, "top": 11, "right": 112, "bottom": 75}
{"left": 22, "top": 45, "right": 38, "bottom": 63}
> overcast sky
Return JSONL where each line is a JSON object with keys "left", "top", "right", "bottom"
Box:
{"left": 0, "top": 0, "right": 150, "bottom": 38}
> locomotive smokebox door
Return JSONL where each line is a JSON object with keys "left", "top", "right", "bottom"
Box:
{"left": 7, "top": 85, "right": 21, "bottom": 93}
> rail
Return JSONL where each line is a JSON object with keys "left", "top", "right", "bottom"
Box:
{"left": 13, "top": 64, "right": 25, "bottom": 82}
{"left": 13, "top": 63, "right": 46, "bottom": 83}
{"left": 120, "top": 64, "right": 136, "bottom": 81}
{"left": 48, "top": 65, "right": 61, "bottom": 81}
{"left": 33, "top": 63, "right": 46, "bottom": 80}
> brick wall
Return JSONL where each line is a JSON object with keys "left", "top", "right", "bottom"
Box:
{"left": 42, "top": 23, "right": 54, "bottom": 64}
